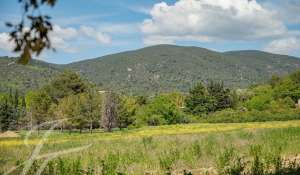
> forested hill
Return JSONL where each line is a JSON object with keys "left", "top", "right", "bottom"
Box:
{"left": 0, "top": 57, "right": 60, "bottom": 93}
{"left": 66, "top": 45, "right": 300, "bottom": 94}
{"left": 1, "top": 45, "right": 300, "bottom": 94}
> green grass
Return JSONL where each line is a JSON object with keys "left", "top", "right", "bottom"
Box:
{"left": 1, "top": 120, "right": 300, "bottom": 174}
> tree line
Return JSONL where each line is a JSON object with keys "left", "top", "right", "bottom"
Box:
{"left": 1, "top": 70, "right": 300, "bottom": 132}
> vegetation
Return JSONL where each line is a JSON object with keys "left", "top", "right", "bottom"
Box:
{"left": 2, "top": 45, "right": 300, "bottom": 94}
{"left": 3, "top": 2, "right": 300, "bottom": 174}
{"left": 1, "top": 121, "right": 300, "bottom": 174}
{"left": 2, "top": 67, "right": 300, "bottom": 132}
{"left": 6, "top": 0, "right": 57, "bottom": 64}
{"left": 1, "top": 51, "right": 300, "bottom": 174}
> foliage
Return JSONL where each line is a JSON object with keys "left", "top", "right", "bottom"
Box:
{"left": 25, "top": 89, "right": 52, "bottom": 126}
{"left": 6, "top": 0, "right": 56, "bottom": 64}
{"left": 1, "top": 123, "right": 300, "bottom": 174}
{"left": 185, "top": 81, "right": 235, "bottom": 115}
{"left": 54, "top": 90, "right": 101, "bottom": 132}
{"left": 2, "top": 45, "right": 300, "bottom": 94}
{"left": 185, "top": 82, "right": 216, "bottom": 115}
{"left": 116, "top": 95, "right": 137, "bottom": 129}
{"left": 0, "top": 89, "right": 26, "bottom": 131}
{"left": 43, "top": 71, "right": 88, "bottom": 103}
{"left": 216, "top": 147, "right": 245, "bottom": 175}
{"left": 273, "top": 70, "right": 300, "bottom": 102}
{"left": 207, "top": 81, "right": 235, "bottom": 110}
{"left": 134, "top": 94, "right": 188, "bottom": 126}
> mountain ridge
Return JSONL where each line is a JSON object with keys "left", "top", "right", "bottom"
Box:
{"left": 1, "top": 44, "right": 300, "bottom": 94}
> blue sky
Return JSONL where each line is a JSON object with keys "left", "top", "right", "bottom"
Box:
{"left": 0, "top": 0, "right": 300, "bottom": 64}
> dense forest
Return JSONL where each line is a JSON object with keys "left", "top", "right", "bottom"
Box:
{"left": 1, "top": 69, "right": 300, "bottom": 132}
{"left": 2, "top": 45, "right": 300, "bottom": 95}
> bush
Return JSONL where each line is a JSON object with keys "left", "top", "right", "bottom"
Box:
{"left": 200, "top": 108, "right": 300, "bottom": 123}
{"left": 134, "top": 94, "right": 188, "bottom": 126}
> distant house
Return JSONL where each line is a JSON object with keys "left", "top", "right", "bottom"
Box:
{"left": 296, "top": 99, "right": 300, "bottom": 108}
{"left": 98, "top": 90, "right": 106, "bottom": 94}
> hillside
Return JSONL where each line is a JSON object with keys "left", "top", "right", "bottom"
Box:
{"left": 1, "top": 45, "right": 300, "bottom": 94}
{"left": 67, "top": 45, "right": 300, "bottom": 94}
{"left": 0, "top": 57, "right": 60, "bottom": 93}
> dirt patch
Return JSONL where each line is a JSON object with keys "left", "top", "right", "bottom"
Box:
{"left": 0, "top": 131, "right": 20, "bottom": 138}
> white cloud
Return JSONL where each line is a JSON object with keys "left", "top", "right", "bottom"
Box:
{"left": 99, "top": 23, "right": 139, "bottom": 34}
{"left": 49, "top": 25, "right": 79, "bottom": 53}
{"left": 52, "top": 25, "right": 78, "bottom": 39}
{"left": 0, "top": 24, "right": 112, "bottom": 54}
{"left": 128, "top": 5, "right": 151, "bottom": 14}
{"left": 80, "top": 26, "right": 111, "bottom": 44}
{"left": 141, "top": 0, "right": 287, "bottom": 45}
{"left": 143, "top": 35, "right": 175, "bottom": 45}
{"left": 0, "top": 32, "right": 14, "bottom": 51}
{"left": 264, "top": 37, "right": 300, "bottom": 55}
{"left": 262, "top": 0, "right": 300, "bottom": 25}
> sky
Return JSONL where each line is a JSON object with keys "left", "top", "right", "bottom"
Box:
{"left": 0, "top": 0, "right": 300, "bottom": 64}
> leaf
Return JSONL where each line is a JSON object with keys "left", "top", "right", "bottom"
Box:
{"left": 5, "top": 22, "right": 13, "bottom": 27}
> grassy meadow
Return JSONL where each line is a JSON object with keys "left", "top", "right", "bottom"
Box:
{"left": 1, "top": 120, "right": 300, "bottom": 174}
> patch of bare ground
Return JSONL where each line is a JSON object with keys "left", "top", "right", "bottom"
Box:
{"left": 0, "top": 131, "right": 20, "bottom": 138}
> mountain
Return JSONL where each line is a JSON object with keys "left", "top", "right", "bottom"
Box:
{"left": 1, "top": 45, "right": 300, "bottom": 94}
{"left": 0, "top": 57, "right": 60, "bottom": 93}
{"left": 66, "top": 45, "right": 300, "bottom": 94}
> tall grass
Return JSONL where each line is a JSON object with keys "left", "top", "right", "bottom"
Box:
{"left": 1, "top": 121, "right": 300, "bottom": 174}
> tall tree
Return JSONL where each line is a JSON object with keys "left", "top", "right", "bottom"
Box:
{"left": 273, "top": 70, "right": 300, "bottom": 102}
{"left": 101, "top": 92, "right": 118, "bottom": 132}
{"left": 207, "top": 81, "right": 234, "bottom": 111}
{"left": 185, "top": 83, "right": 216, "bottom": 115}
{"left": 81, "top": 90, "right": 102, "bottom": 133}
{"left": 44, "top": 71, "right": 88, "bottom": 103}
{"left": 25, "top": 90, "right": 52, "bottom": 131}
{"left": 0, "top": 89, "right": 26, "bottom": 131}
{"left": 116, "top": 96, "right": 137, "bottom": 129}
{"left": 0, "top": 98, "right": 13, "bottom": 131}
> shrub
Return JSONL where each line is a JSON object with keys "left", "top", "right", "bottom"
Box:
{"left": 216, "top": 147, "right": 245, "bottom": 175}
{"left": 134, "top": 94, "right": 188, "bottom": 126}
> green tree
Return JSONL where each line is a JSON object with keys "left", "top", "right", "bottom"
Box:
{"left": 0, "top": 89, "right": 26, "bottom": 131}
{"left": 273, "top": 72, "right": 300, "bottom": 102}
{"left": 245, "top": 85, "right": 273, "bottom": 111}
{"left": 135, "top": 94, "right": 186, "bottom": 126}
{"left": 0, "top": 97, "right": 13, "bottom": 131}
{"left": 185, "top": 83, "right": 216, "bottom": 115}
{"left": 44, "top": 71, "right": 88, "bottom": 103}
{"left": 207, "top": 81, "right": 235, "bottom": 111}
{"left": 80, "top": 89, "right": 102, "bottom": 133}
{"left": 116, "top": 96, "right": 137, "bottom": 129}
{"left": 270, "top": 75, "right": 281, "bottom": 88}
{"left": 26, "top": 89, "right": 52, "bottom": 130}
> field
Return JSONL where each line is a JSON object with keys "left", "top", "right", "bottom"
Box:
{"left": 1, "top": 120, "right": 300, "bottom": 175}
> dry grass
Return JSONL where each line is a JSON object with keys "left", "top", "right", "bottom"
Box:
{"left": 1, "top": 120, "right": 300, "bottom": 174}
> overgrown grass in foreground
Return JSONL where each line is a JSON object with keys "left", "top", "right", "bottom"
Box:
{"left": 1, "top": 121, "right": 300, "bottom": 174}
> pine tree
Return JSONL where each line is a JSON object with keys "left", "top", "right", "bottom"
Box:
{"left": 185, "top": 82, "right": 216, "bottom": 115}
{"left": 207, "top": 81, "right": 234, "bottom": 111}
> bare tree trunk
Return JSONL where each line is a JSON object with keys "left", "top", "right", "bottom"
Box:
{"left": 60, "top": 123, "right": 63, "bottom": 133}
{"left": 101, "top": 92, "right": 117, "bottom": 132}
{"left": 89, "top": 120, "right": 93, "bottom": 134}
{"left": 30, "top": 112, "right": 33, "bottom": 130}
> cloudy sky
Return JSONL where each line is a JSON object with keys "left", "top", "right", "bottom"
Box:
{"left": 0, "top": 0, "right": 300, "bottom": 64}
